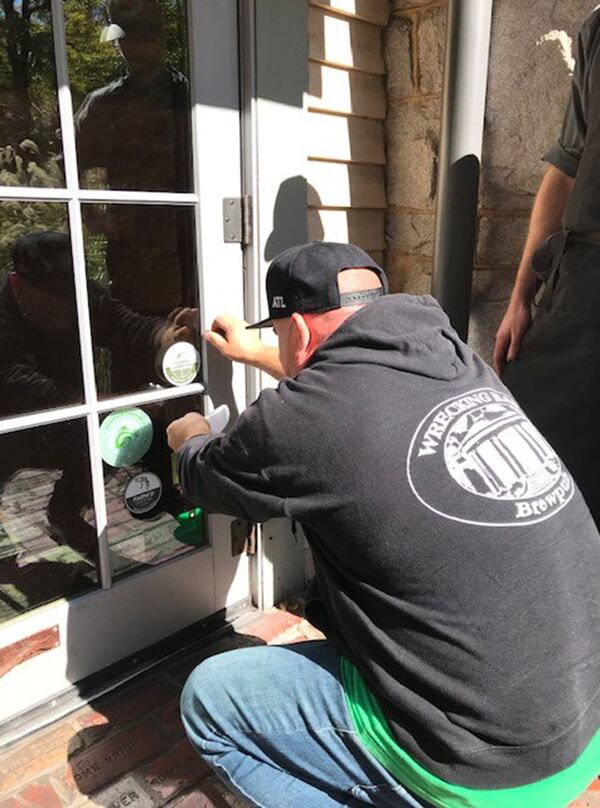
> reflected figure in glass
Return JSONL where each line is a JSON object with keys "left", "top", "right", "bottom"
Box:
{"left": 0, "top": 231, "right": 203, "bottom": 599}
{"left": 0, "top": 230, "right": 198, "bottom": 419}
{"left": 70, "top": 0, "right": 194, "bottom": 316}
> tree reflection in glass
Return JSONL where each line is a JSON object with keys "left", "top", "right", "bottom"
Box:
{"left": 0, "top": 0, "right": 63, "bottom": 189}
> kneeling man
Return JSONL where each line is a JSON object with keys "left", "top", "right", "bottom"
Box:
{"left": 168, "top": 242, "right": 600, "bottom": 808}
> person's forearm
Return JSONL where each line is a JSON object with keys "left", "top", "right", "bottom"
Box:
{"left": 249, "top": 345, "right": 285, "bottom": 381}
{"left": 510, "top": 164, "right": 575, "bottom": 307}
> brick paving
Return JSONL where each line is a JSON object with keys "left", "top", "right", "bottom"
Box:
{"left": 0, "top": 607, "right": 324, "bottom": 808}
{"left": 0, "top": 604, "right": 597, "bottom": 807}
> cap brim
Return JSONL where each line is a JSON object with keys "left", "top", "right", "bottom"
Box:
{"left": 246, "top": 317, "right": 274, "bottom": 330}
{"left": 100, "top": 23, "right": 126, "bottom": 43}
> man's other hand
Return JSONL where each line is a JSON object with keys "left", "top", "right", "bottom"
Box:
{"left": 203, "top": 314, "right": 264, "bottom": 366}
{"left": 160, "top": 307, "right": 200, "bottom": 347}
{"left": 493, "top": 302, "right": 532, "bottom": 377}
{"left": 167, "top": 412, "right": 210, "bottom": 452}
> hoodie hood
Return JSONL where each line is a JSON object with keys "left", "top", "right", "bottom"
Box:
{"left": 306, "top": 293, "right": 474, "bottom": 382}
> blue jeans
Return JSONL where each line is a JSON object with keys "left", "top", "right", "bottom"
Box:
{"left": 180, "top": 640, "right": 434, "bottom": 808}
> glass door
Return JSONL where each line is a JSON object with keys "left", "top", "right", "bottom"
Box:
{"left": 0, "top": 0, "right": 249, "bottom": 729}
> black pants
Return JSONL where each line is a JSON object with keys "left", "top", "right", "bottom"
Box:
{"left": 503, "top": 242, "right": 600, "bottom": 527}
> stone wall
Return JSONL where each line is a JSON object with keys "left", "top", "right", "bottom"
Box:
{"left": 384, "top": 0, "right": 446, "bottom": 296}
{"left": 384, "top": 0, "right": 589, "bottom": 362}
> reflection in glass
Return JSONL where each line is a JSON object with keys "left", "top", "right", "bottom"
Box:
{"left": 101, "top": 397, "right": 207, "bottom": 581}
{"left": 83, "top": 203, "right": 200, "bottom": 398}
{"left": 0, "top": 211, "right": 85, "bottom": 419}
{"left": 0, "top": 0, "right": 63, "bottom": 188}
{"left": 66, "top": 0, "right": 192, "bottom": 192}
{"left": 0, "top": 420, "right": 98, "bottom": 624}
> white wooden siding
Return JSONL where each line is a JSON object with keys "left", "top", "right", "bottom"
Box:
{"left": 307, "top": 0, "right": 390, "bottom": 262}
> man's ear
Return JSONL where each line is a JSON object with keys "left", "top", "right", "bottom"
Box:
{"left": 290, "top": 312, "right": 312, "bottom": 366}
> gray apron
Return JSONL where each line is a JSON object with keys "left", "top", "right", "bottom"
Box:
{"left": 503, "top": 69, "right": 600, "bottom": 526}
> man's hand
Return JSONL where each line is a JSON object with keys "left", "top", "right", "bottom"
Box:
{"left": 203, "top": 314, "right": 264, "bottom": 365}
{"left": 160, "top": 307, "right": 200, "bottom": 347}
{"left": 493, "top": 301, "right": 532, "bottom": 377}
{"left": 203, "top": 313, "right": 285, "bottom": 379}
{"left": 167, "top": 412, "right": 210, "bottom": 452}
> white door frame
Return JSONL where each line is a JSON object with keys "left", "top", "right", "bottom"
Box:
{"left": 0, "top": 0, "right": 249, "bottom": 733}
{"left": 0, "top": 0, "right": 312, "bottom": 735}
{"left": 241, "top": 0, "right": 309, "bottom": 610}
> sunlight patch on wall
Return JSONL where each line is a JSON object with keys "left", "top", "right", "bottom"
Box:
{"left": 324, "top": 14, "right": 354, "bottom": 66}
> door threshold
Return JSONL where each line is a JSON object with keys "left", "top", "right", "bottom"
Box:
{"left": 0, "top": 598, "right": 256, "bottom": 750}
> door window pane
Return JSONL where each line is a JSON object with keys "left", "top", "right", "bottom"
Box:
{"left": 82, "top": 202, "right": 199, "bottom": 398}
{"left": 66, "top": 0, "right": 192, "bottom": 192}
{"left": 100, "top": 397, "right": 207, "bottom": 581}
{"left": 0, "top": 205, "right": 84, "bottom": 418}
{"left": 0, "top": 0, "right": 64, "bottom": 188}
{"left": 0, "top": 420, "right": 98, "bottom": 624}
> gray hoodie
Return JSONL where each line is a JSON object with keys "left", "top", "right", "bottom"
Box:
{"left": 178, "top": 294, "right": 600, "bottom": 788}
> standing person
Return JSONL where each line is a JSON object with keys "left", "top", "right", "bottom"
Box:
{"left": 494, "top": 8, "right": 600, "bottom": 525}
{"left": 167, "top": 242, "right": 600, "bottom": 808}
{"left": 74, "top": 0, "right": 194, "bottom": 315}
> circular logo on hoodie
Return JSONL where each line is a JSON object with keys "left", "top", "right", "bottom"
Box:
{"left": 407, "top": 388, "right": 573, "bottom": 526}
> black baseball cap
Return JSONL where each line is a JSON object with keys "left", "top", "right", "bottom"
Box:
{"left": 11, "top": 231, "right": 75, "bottom": 296}
{"left": 247, "top": 242, "right": 388, "bottom": 329}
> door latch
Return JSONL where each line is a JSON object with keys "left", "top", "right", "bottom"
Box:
{"left": 231, "top": 519, "right": 257, "bottom": 556}
{"left": 223, "top": 195, "right": 252, "bottom": 245}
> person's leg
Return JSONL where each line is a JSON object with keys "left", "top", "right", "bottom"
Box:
{"left": 180, "top": 640, "right": 433, "bottom": 808}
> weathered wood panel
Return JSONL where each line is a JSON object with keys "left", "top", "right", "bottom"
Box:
{"left": 309, "top": 7, "right": 385, "bottom": 75}
{"left": 307, "top": 161, "right": 386, "bottom": 208}
{"left": 308, "top": 62, "right": 386, "bottom": 119}
{"left": 309, "top": 0, "right": 390, "bottom": 26}
{"left": 308, "top": 112, "right": 385, "bottom": 163}
{"left": 308, "top": 209, "right": 385, "bottom": 249}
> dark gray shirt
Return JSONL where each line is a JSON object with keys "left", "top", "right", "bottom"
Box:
{"left": 543, "top": 9, "right": 600, "bottom": 176}
{"left": 545, "top": 8, "right": 600, "bottom": 232}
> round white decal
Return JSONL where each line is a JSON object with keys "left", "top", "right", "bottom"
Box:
{"left": 124, "top": 472, "right": 162, "bottom": 515}
{"left": 407, "top": 388, "right": 573, "bottom": 526}
{"left": 161, "top": 342, "right": 199, "bottom": 387}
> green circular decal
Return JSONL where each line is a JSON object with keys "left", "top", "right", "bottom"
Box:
{"left": 100, "top": 408, "right": 153, "bottom": 468}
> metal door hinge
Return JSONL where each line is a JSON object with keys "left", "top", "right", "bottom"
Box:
{"left": 223, "top": 195, "right": 252, "bottom": 245}
{"left": 231, "top": 519, "right": 257, "bottom": 556}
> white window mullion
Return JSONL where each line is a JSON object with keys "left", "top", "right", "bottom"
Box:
{"left": 50, "top": 0, "right": 79, "bottom": 191}
{"left": 51, "top": 0, "right": 111, "bottom": 589}
{"left": 78, "top": 190, "right": 199, "bottom": 205}
{"left": 0, "top": 186, "right": 71, "bottom": 201}
{"left": 68, "top": 200, "right": 112, "bottom": 589}
{"left": 96, "top": 382, "right": 205, "bottom": 414}
{"left": 0, "top": 404, "right": 91, "bottom": 436}
{"left": 187, "top": 0, "right": 209, "bottom": 399}
{"left": 0, "top": 188, "right": 199, "bottom": 205}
